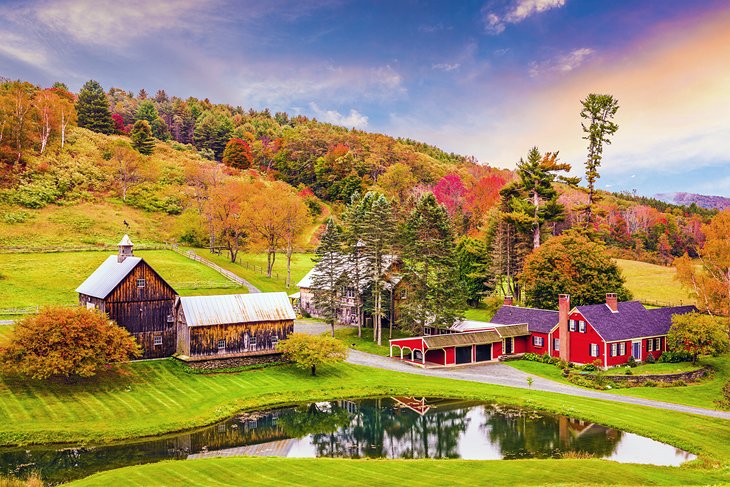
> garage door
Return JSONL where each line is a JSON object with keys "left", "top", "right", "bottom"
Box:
{"left": 475, "top": 344, "right": 492, "bottom": 362}
{"left": 455, "top": 346, "right": 472, "bottom": 364}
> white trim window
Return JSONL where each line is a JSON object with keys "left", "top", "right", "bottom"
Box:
{"left": 154, "top": 336, "right": 163, "bottom": 346}
{"left": 250, "top": 335, "right": 257, "bottom": 349}
{"left": 137, "top": 278, "right": 146, "bottom": 288}
{"left": 647, "top": 339, "right": 654, "bottom": 352}
{"left": 271, "top": 334, "right": 279, "bottom": 347}
{"left": 568, "top": 320, "right": 576, "bottom": 332}
{"left": 590, "top": 343, "right": 599, "bottom": 357}
{"left": 553, "top": 338, "right": 560, "bottom": 351}
{"left": 533, "top": 336, "right": 544, "bottom": 347}
{"left": 618, "top": 342, "right": 626, "bottom": 356}
{"left": 217, "top": 339, "right": 226, "bottom": 350}
{"left": 578, "top": 321, "right": 586, "bottom": 333}
{"left": 655, "top": 337, "right": 661, "bottom": 350}
{"left": 610, "top": 343, "right": 618, "bottom": 357}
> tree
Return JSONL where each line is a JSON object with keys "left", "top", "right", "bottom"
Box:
{"left": 0, "top": 80, "right": 38, "bottom": 163}
{"left": 311, "top": 218, "right": 347, "bottom": 336}
{"left": 246, "top": 181, "right": 289, "bottom": 277}
{"left": 206, "top": 180, "right": 250, "bottom": 262}
{"left": 135, "top": 100, "right": 169, "bottom": 140}
{"left": 500, "top": 147, "right": 578, "bottom": 249}
{"left": 399, "top": 193, "right": 465, "bottom": 334}
{"left": 222, "top": 138, "right": 253, "bottom": 169}
{"left": 378, "top": 162, "right": 416, "bottom": 204}
{"left": 520, "top": 231, "right": 632, "bottom": 310}
{"left": 0, "top": 306, "right": 140, "bottom": 380}
{"left": 277, "top": 333, "right": 348, "bottom": 376}
{"left": 108, "top": 141, "right": 141, "bottom": 201}
{"left": 280, "top": 187, "right": 309, "bottom": 288}
{"left": 76, "top": 80, "right": 114, "bottom": 134}
{"left": 667, "top": 313, "right": 729, "bottom": 364}
{"left": 456, "top": 237, "right": 493, "bottom": 307}
{"left": 130, "top": 120, "right": 155, "bottom": 155}
{"left": 674, "top": 210, "right": 730, "bottom": 327}
{"left": 193, "top": 110, "right": 233, "bottom": 160}
{"left": 580, "top": 93, "right": 619, "bottom": 223}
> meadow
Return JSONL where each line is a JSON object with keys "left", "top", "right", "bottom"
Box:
{"left": 614, "top": 258, "right": 695, "bottom": 306}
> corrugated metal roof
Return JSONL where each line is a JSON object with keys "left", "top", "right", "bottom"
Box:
{"left": 493, "top": 323, "right": 529, "bottom": 337}
{"left": 119, "top": 234, "right": 133, "bottom": 246}
{"left": 423, "top": 330, "right": 501, "bottom": 348}
{"left": 179, "top": 292, "right": 296, "bottom": 327}
{"left": 75, "top": 255, "right": 142, "bottom": 299}
{"left": 450, "top": 320, "right": 499, "bottom": 332}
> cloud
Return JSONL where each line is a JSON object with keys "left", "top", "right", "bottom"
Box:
{"left": 483, "top": 0, "right": 566, "bottom": 34}
{"left": 432, "top": 63, "right": 461, "bottom": 72}
{"left": 308, "top": 102, "right": 368, "bottom": 129}
{"left": 0, "top": 31, "right": 48, "bottom": 66}
{"left": 528, "top": 47, "right": 595, "bottom": 77}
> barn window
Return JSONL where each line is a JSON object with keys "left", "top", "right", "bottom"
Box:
{"left": 568, "top": 320, "right": 576, "bottom": 332}
{"left": 250, "top": 336, "right": 257, "bottom": 349}
{"left": 589, "top": 343, "right": 599, "bottom": 357}
{"left": 154, "top": 336, "right": 163, "bottom": 346}
{"left": 271, "top": 335, "right": 279, "bottom": 346}
{"left": 217, "top": 339, "right": 226, "bottom": 350}
{"left": 532, "top": 336, "right": 544, "bottom": 347}
{"left": 137, "top": 278, "right": 146, "bottom": 288}
{"left": 578, "top": 321, "right": 586, "bottom": 333}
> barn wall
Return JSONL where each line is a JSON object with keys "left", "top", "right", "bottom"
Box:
{"left": 188, "top": 320, "right": 294, "bottom": 357}
{"left": 176, "top": 305, "right": 190, "bottom": 356}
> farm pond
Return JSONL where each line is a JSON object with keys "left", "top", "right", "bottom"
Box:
{"left": 2, "top": 397, "right": 695, "bottom": 484}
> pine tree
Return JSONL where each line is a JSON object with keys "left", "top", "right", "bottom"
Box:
{"left": 399, "top": 193, "right": 465, "bottom": 334}
{"left": 76, "top": 80, "right": 114, "bottom": 134}
{"left": 130, "top": 120, "right": 155, "bottom": 155}
{"left": 311, "top": 218, "right": 347, "bottom": 336}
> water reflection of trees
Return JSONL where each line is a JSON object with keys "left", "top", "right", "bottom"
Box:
{"left": 481, "top": 405, "right": 622, "bottom": 459}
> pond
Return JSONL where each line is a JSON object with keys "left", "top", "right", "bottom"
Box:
{"left": 1, "top": 397, "right": 695, "bottom": 484}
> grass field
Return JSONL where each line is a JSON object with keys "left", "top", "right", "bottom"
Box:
{"left": 334, "top": 326, "right": 412, "bottom": 356}
{"left": 0, "top": 326, "right": 13, "bottom": 345}
{"left": 66, "top": 456, "right": 729, "bottom": 487}
{"left": 508, "top": 355, "right": 729, "bottom": 410}
{"left": 0, "top": 250, "right": 242, "bottom": 310}
{"left": 614, "top": 259, "right": 695, "bottom": 306}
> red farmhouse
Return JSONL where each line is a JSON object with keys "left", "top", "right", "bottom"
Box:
{"left": 389, "top": 294, "right": 695, "bottom": 368}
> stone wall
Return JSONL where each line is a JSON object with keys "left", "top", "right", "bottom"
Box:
{"left": 591, "top": 367, "right": 710, "bottom": 385}
{"left": 182, "top": 353, "right": 283, "bottom": 371}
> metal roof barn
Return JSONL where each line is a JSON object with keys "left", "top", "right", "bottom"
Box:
{"left": 179, "top": 292, "right": 296, "bottom": 327}
{"left": 75, "top": 255, "right": 143, "bottom": 299}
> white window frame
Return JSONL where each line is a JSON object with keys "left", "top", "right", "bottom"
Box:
{"left": 568, "top": 320, "right": 576, "bottom": 332}
{"left": 553, "top": 338, "right": 560, "bottom": 351}
{"left": 154, "top": 336, "right": 163, "bottom": 346}
{"left": 619, "top": 342, "right": 626, "bottom": 356}
{"left": 217, "top": 339, "right": 226, "bottom": 350}
{"left": 137, "top": 278, "right": 146, "bottom": 288}
{"left": 655, "top": 337, "right": 661, "bottom": 350}
{"left": 250, "top": 335, "right": 257, "bottom": 349}
{"left": 532, "top": 336, "right": 544, "bottom": 347}
{"left": 647, "top": 339, "right": 654, "bottom": 352}
{"left": 590, "top": 343, "right": 599, "bottom": 357}
{"left": 610, "top": 343, "right": 618, "bottom": 357}
{"left": 578, "top": 321, "right": 586, "bottom": 333}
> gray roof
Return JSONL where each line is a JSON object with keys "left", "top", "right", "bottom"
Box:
{"left": 423, "top": 330, "right": 502, "bottom": 348}
{"left": 577, "top": 302, "right": 697, "bottom": 342}
{"left": 491, "top": 305, "right": 559, "bottom": 334}
{"left": 297, "top": 254, "right": 399, "bottom": 290}
{"left": 178, "top": 292, "right": 296, "bottom": 327}
{"left": 76, "top": 255, "right": 142, "bottom": 299}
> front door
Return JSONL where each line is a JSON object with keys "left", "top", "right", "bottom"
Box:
{"left": 632, "top": 341, "right": 641, "bottom": 360}
{"left": 504, "top": 337, "right": 514, "bottom": 354}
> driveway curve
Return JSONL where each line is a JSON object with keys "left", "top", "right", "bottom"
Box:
{"left": 346, "top": 349, "right": 730, "bottom": 420}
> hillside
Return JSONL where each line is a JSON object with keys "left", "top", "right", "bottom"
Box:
{"left": 655, "top": 192, "right": 730, "bottom": 211}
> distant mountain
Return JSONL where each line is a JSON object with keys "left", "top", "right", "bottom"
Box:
{"left": 654, "top": 192, "right": 730, "bottom": 210}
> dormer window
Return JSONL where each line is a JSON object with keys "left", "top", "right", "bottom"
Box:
{"left": 137, "top": 278, "right": 145, "bottom": 288}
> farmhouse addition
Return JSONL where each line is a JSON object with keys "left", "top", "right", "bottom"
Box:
{"left": 76, "top": 235, "right": 177, "bottom": 359}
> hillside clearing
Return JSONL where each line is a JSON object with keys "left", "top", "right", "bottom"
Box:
{"left": 614, "top": 259, "right": 694, "bottom": 306}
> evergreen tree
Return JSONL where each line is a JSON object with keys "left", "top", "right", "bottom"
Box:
{"left": 193, "top": 110, "right": 233, "bottom": 160}
{"left": 580, "top": 93, "right": 619, "bottom": 223}
{"left": 76, "top": 80, "right": 114, "bottom": 134}
{"left": 399, "top": 193, "right": 465, "bottom": 334}
{"left": 342, "top": 192, "right": 369, "bottom": 338}
{"left": 130, "top": 120, "right": 155, "bottom": 155}
{"left": 311, "top": 218, "right": 347, "bottom": 336}
{"left": 136, "top": 100, "right": 169, "bottom": 140}
{"left": 456, "top": 237, "right": 493, "bottom": 307}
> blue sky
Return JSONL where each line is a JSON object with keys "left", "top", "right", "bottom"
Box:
{"left": 1, "top": 0, "right": 729, "bottom": 197}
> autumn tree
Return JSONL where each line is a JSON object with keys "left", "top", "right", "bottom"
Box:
{"left": 130, "top": 120, "right": 155, "bottom": 155}
{"left": 667, "top": 313, "right": 729, "bottom": 364}
{"left": 277, "top": 333, "right": 348, "bottom": 376}
{"left": 0, "top": 80, "right": 38, "bottom": 163}
{"left": 222, "top": 138, "right": 253, "bottom": 169}
{"left": 520, "top": 231, "right": 632, "bottom": 310}
{"left": 206, "top": 180, "right": 251, "bottom": 262}
{"left": 500, "top": 147, "right": 578, "bottom": 249}
{"left": 399, "top": 193, "right": 465, "bottom": 333}
{"left": 246, "top": 181, "right": 296, "bottom": 277}
{"left": 674, "top": 210, "right": 730, "bottom": 326}
{"left": 76, "top": 80, "right": 114, "bottom": 134}
{"left": 0, "top": 306, "right": 140, "bottom": 380}
{"left": 280, "top": 186, "right": 309, "bottom": 288}
{"left": 108, "top": 141, "right": 141, "bottom": 201}
{"left": 51, "top": 86, "right": 76, "bottom": 148}
{"left": 311, "top": 218, "right": 347, "bottom": 336}
{"left": 580, "top": 93, "right": 619, "bottom": 223}
{"left": 376, "top": 162, "right": 416, "bottom": 205}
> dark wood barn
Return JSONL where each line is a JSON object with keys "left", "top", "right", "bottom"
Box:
{"left": 175, "top": 292, "right": 295, "bottom": 363}
{"left": 76, "top": 235, "right": 177, "bottom": 359}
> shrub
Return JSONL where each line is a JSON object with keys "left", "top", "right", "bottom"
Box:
{"left": 658, "top": 350, "right": 693, "bottom": 363}
{"left": 625, "top": 368, "right": 633, "bottom": 375}
{"left": 643, "top": 380, "right": 658, "bottom": 387}
{"left": 717, "top": 381, "right": 730, "bottom": 409}
{"left": 583, "top": 363, "right": 597, "bottom": 372}
{"left": 626, "top": 356, "right": 637, "bottom": 367}
{"left": 277, "top": 333, "right": 348, "bottom": 376}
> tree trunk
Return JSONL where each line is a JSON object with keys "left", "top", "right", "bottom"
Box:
{"left": 533, "top": 190, "right": 541, "bottom": 249}
{"left": 285, "top": 243, "right": 293, "bottom": 288}
{"left": 311, "top": 365, "right": 316, "bottom": 376}
{"left": 267, "top": 249, "right": 275, "bottom": 277}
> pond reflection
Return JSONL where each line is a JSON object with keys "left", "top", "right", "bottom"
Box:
{"left": 0, "top": 397, "right": 694, "bottom": 484}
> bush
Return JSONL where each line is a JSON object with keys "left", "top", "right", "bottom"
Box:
{"left": 277, "top": 333, "right": 348, "bottom": 376}
{"left": 643, "top": 380, "right": 658, "bottom": 387}
{"left": 645, "top": 353, "right": 656, "bottom": 364}
{"left": 583, "top": 363, "right": 597, "bottom": 372}
{"left": 717, "top": 381, "right": 730, "bottom": 409}
{"left": 658, "top": 350, "right": 693, "bottom": 363}
{"left": 625, "top": 368, "right": 633, "bottom": 375}
{"left": 626, "top": 356, "right": 637, "bottom": 367}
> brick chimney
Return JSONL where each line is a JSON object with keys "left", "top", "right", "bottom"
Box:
{"left": 118, "top": 234, "right": 134, "bottom": 263}
{"left": 503, "top": 295, "right": 514, "bottom": 306}
{"left": 558, "top": 294, "right": 570, "bottom": 363}
{"left": 606, "top": 293, "right": 618, "bottom": 313}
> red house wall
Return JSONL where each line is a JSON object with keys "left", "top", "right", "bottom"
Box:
{"left": 527, "top": 332, "right": 549, "bottom": 354}
{"left": 493, "top": 341, "right": 502, "bottom": 358}
{"left": 425, "top": 348, "right": 445, "bottom": 365}
{"left": 445, "top": 347, "right": 455, "bottom": 365}
{"left": 551, "top": 328, "right": 560, "bottom": 358}
{"left": 513, "top": 336, "right": 528, "bottom": 354}
{"left": 642, "top": 337, "right": 665, "bottom": 361}
{"left": 606, "top": 340, "right": 632, "bottom": 367}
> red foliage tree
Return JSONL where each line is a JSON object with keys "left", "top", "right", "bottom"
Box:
{"left": 112, "top": 113, "right": 129, "bottom": 134}
{"left": 433, "top": 173, "right": 466, "bottom": 217}
{"left": 222, "top": 138, "right": 253, "bottom": 169}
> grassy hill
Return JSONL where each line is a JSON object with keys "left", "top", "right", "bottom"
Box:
{"left": 615, "top": 258, "right": 695, "bottom": 307}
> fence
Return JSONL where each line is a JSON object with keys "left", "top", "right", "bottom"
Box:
{"left": 0, "top": 245, "right": 167, "bottom": 254}
{"left": 0, "top": 304, "right": 76, "bottom": 316}
{"left": 237, "top": 259, "right": 280, "bottom": 280}
{"left": 169, "top": 244, "right": 259, "bottom": 293}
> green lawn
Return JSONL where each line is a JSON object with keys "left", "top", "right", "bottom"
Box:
{"left": 334, "top": 326, "right": 412, "bottom": 356}
{"left": 0, "top": 325, "right": 13, "bottom": 345}
{"left": 507, "top": 355, "right": 729, "bottom": 410}
{"left": 627, "top": 362, "right": 701, "bottom": 375}
{"left": 464, "top": 307, "right": 497, "bottom": 321}
{"left": 614, "top": 259, "right": 695, "bottom": 307}
{"left": 192, "top": 249, "right": 315, "bottom": 293}
{"left": 67, "top": 457, "right": 729, "bottom": 487}
{"left": 0, "top": 250, "right": 241, "bottom": 310}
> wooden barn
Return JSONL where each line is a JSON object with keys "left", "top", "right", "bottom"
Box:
{"left": 76, "top": 235, "right": 177, "bottom": 359}
{"left": 174, "top": 292, "right": 295, "bottom": 363}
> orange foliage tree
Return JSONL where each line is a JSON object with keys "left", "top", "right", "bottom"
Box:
{"left": 206, "top": 179, "right": 252, "bottom": 262}
{"left": 0, "top": 306, "right": 140, "bottom": 380}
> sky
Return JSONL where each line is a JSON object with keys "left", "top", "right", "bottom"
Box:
{"left": 1, "top": 0, "right": 729, "bottom": 197}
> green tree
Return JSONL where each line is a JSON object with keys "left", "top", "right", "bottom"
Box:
{"left": 135, "top": 100, "right": 170, "bottom": 140}
{"left": 500, "top": 147, "right": 578, "bottom": 249}
{"left": 399, "top": 193, "right": 465, "bottom": 333}
{"left": 311, "top": 218, "right": 347, "bottom": 336}
{"left": 277, "top": 333, "right": 348, "bottom": 376}
{"left": 520, "top": 231, "right": 631, "bottom": 310}
{"left": 222, "top": 138, "right": 253, "bottom": 169}
{"left": 456, "top": 237, "right": 493, "bottom": 307}
{"left": 130, "top": 120, "right": 155, "bottom": 155}
{"left": 0, "top": 306, "right": 140, "bottom": 380}
{"left": 76, "top": 80, "right": 114, "bottom": 134}
{"left": 667, "top": 313, "right": 729, "bottom": 365}
{"left": 193, "top": 110, "right": 233, "bottom": 160}
{"left": 580, "top": 93, "right": 619, "bottom": 223}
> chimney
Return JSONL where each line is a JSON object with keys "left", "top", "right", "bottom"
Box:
{"left": 558, "top": 294, "right": 570, "bottom": 363}
{"left": 503, "top": 295, "right": 514, "bottom": 306}
{"left": 606, "top": 293, "right": 618, "bottom": 313}
{"left": 118, "top": 234, "right": 134, "bottom": 263}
